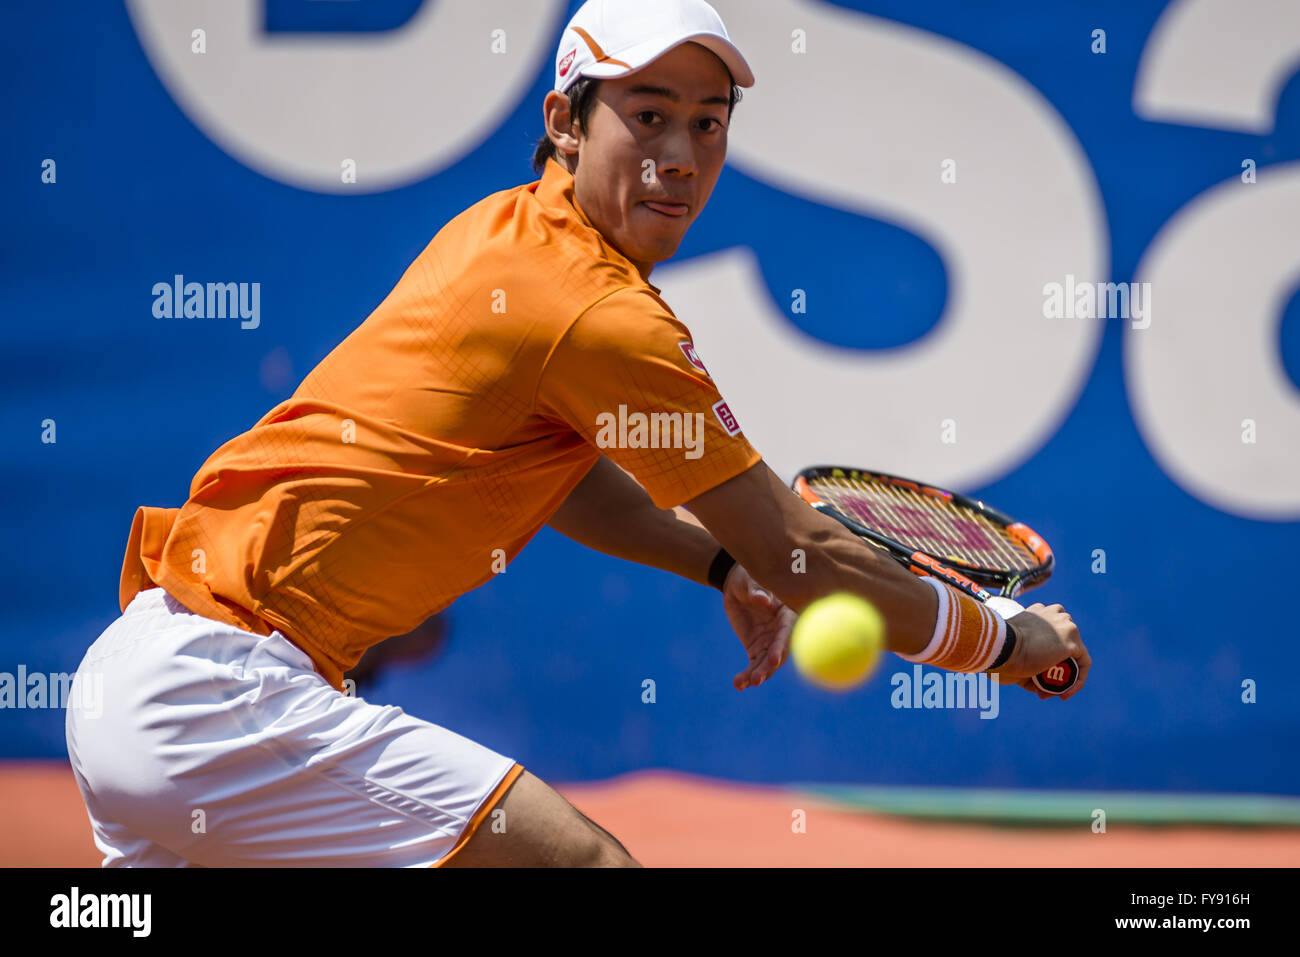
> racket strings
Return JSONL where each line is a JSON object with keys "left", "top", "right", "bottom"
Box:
{"left": 809, "top": 474, "right": 1037, "bottom": 572}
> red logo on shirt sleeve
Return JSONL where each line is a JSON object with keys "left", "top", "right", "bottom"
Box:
{"left": 679, "top": 341, "right": 709, "bottom": 374}
{"left": 712, "top": 400, "right": 741, "bottom": 436}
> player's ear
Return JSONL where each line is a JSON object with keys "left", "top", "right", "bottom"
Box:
{"left": 542, "top": 90, "right": 581, "bottom": 157}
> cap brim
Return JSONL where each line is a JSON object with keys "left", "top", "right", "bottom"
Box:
{"left": 580, "top": 33, "right": 755, "bottom": 88}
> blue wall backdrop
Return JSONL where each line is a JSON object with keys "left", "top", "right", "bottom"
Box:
{"left": 2, "top": 0, "right": 1297, "bottom": 794}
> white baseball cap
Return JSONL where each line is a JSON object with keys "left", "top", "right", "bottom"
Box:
{"left": 553, "top": 0, "right": 755, "bottom": 94}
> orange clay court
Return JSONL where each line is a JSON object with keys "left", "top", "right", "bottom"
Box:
{"left": 3, "top": 761, "right": 1297, "bottom": 867}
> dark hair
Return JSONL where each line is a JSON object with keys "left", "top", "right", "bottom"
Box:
{"left": 531, "top": 77, "right": 743, "bottom": 174}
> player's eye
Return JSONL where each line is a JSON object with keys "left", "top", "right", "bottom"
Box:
{"left": 636, "top": 110, "right": 661, "bottom": 126}
{"left": 698, "top": 117, "right": 725, "bottom": 133}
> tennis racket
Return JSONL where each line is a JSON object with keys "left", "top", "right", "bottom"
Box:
{"left": 792, "top": 465, "right": 1079, "bottom": 695}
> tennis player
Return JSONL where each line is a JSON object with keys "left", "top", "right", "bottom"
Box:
{"left": 67, "top": 0, "right": 1089, "bottom": 868}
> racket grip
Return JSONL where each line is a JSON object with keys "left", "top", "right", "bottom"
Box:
{"left": 983, "top": 596, "right": 1079, "bottom": 696}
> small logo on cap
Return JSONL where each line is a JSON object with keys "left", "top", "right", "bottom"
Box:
{"left": 558, "top": 48, "right": 577, "bottom": 77}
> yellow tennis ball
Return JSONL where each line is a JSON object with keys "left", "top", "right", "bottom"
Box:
{"left": 790, "top": 593, "right": 885, "bottom": 691}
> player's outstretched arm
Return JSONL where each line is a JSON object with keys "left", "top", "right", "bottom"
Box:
{"left": 546, "top": 455, "right": 722, "bottom": 586}
{"left": 547, "top": 456, "right": 802, "bottom": 689}
{"left": 684, "top": 460, "right": 944, "bottom": 658}
{"left": 685, "top": 461, "right": 1090, "bottom": 692}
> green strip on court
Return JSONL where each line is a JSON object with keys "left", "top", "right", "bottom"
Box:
{"left": 789, "top": 785, "right": 1300, "bottom": 827}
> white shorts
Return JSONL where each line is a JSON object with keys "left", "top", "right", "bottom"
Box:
{"left": 65, "top": 587, "right": 522, "bottom": 867}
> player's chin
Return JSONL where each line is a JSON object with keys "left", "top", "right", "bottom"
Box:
{"left": 631, "top": 230, "right": 685, "bottom": 261}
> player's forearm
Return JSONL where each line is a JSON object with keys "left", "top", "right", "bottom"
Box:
{"left": 725, "top": 517, "right": 937, "bottom": 656}
{"left": 546, "top": 456, "right": 721, "bottom": 586}
{"left": 584, "top": 504, "right": 720, "bottom": 587}
{"left": 786, "top": 529, "right": 938, "bottom": 657}
{"left": 684, "top": 462, "right": 937, "bottom": 655}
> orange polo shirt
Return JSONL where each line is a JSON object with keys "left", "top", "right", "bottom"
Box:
{"left": 119, "top": 158, "right": 761, "bottom": 690}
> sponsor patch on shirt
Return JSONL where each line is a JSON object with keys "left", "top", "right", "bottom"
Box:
{"left": 679, "top": 341, "right": 709, "bottom": 375}
{"left": 712, "top": 399, "right": 741, "bottom": 436}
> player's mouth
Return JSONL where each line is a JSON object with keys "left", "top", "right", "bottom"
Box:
{"left": 641, "top": 200, "right": 690, "bottom": 218}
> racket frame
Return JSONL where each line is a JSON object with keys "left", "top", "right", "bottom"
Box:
{"left": 792, "top": 465, "right": 1054, "bottom": 600}
{"left": 793, "top": 465, "right": 1079, "bottom": 695}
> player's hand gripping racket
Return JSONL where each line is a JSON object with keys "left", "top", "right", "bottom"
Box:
{"left": 792, "top": 465, "right": 1079, "bottom": 695}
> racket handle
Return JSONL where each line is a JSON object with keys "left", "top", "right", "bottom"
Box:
{"left": 983, "top": 596, "right": 1080, "bottom": 696}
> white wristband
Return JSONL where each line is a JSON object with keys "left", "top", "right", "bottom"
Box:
{"left": 896, "top": 577, "right": 1008, "bottom": 672}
